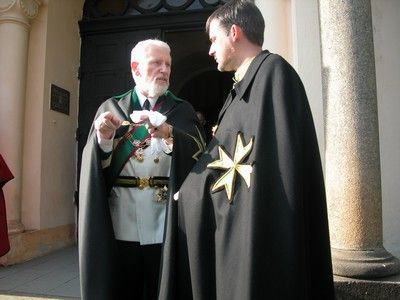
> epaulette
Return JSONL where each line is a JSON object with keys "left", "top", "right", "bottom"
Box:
{"left": 112, "top": 89, "right": 133, "bottom": 101}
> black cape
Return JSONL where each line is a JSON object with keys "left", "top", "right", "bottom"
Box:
{"left": 78, "top": 90, "right": 205, "bottom": 300}
{"left": 159, "top": 51, "right": 334, "bottom": 300}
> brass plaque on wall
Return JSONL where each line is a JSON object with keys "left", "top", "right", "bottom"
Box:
{"left": 50, "top": 84, "right": 70, "bottom": 115}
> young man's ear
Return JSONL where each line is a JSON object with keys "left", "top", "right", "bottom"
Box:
{"left": 131, "top": 61, "right": 140, "bottom": 76}
{"left": 230, "top": 24, "right": 242, "bottom": 42}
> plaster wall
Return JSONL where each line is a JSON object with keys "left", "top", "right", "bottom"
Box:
{"left": 255, "top": 0, "right": 291, "bottom": 62}
{"left": 22, "top": 0, "right": 83, "bottom": 230}
{"left": 288, "top": 0, "right": 324, "bottom": 165}
{"left": 21, "top": 2, "right": 47, "bottom": 229}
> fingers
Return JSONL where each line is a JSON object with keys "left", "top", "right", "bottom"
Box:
{"left": 109, "top": 114, "right": 122, "bottom": 128}
{"left": 94, "top": 112, "right": 121, "bottom": 139}
{"left": 139, "top": 115, "right": 149, "bottom": 122}
{"left": 147, "top": 123, "right": 168, "bottom": 138}
{"left": 147, "top": 125, "right": 158, "bottom": 135}
{"left": 102, "top": 119, "right": 118, "bottom": 130}
{"left": 95, "top": 112, "right": 121, "bottom": 129}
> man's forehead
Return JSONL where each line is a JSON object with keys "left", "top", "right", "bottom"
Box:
{"left": 144, "top": 47, "right": 170, "bottom": 58}
{"left": 209, "top": 19, "right": 224, "bottom": 36}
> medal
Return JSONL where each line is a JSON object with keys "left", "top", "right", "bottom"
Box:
{"left": 155, "top": 186, "right": 168, "bottom": 202}
{"left": 136, "top": 148, "right": 144, "bottom": 162}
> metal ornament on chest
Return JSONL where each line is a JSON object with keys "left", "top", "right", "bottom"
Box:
{"left": 155, "top": 186, "right": 168, "bottom": 203}
{"left": 134, "top": 138, "right": 151, "bottom": 162}
{"left": 135, "top": 147, "right": 144, "bottom": 162}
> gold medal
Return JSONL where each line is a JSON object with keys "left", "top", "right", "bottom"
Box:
{"left": 136, "top": 148, "right": 144, "bottom": 162}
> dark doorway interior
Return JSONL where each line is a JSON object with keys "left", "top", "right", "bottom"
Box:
{"left": 177, "top": 70, "right": 232, "bottom": 141}
{"left": 163, "top": 27, "right": 232, "bottom": 140}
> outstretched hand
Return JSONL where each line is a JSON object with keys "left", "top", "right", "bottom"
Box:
{"left": 94, "top": 112, "right": 122, "bottom": 140}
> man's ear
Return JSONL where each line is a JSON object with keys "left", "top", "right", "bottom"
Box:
{"left": 230, "top": 24, "right": 241, "bottom": 42}
{"left": 131, "top": 61, "right": 140, "bottom": 75}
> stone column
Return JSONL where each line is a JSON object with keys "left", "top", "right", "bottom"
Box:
{"left": 319, "top": 0, "right": 400, "bottom": 278}
{"left": 0, "top": 0, "right": 40, "bottom": 234}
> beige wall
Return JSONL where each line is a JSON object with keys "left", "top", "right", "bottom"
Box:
{"left": 22, "top": 0, "right": 83, "bottom": 230}
{"left": 255, "top": 0, "right": 291, "bottom": 62}
{"left": 288, "top": 0, "right": 325, "bottom": 165}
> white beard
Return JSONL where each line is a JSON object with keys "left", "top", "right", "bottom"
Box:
{"left": 137, "top": 78, "right": 168, "bottom": 98}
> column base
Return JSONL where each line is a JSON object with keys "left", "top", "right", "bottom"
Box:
{"left": 334, "top": 273, "right": 400, "bottom": 300}
{"left": 332, "top": 247, "right": 400, "bottom": 279}
{"left": 7, "top": 219, "right": 25, "bottom": 234}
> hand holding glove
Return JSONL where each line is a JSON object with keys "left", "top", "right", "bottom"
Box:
{"left": 130, "top": 110, "right": 173, "bottom": 154}
{"left": 130, "top": 110, "right": 171, "bottom": 139}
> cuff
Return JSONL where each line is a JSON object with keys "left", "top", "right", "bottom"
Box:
{"left": 97, "top": 131, "right": 114, "bottom": 153}
{"left": 161, "top": 138, "right": 173, "bottom": 154}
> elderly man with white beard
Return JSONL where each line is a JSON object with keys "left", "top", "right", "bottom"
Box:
{"left": 78, "top": 39, "right": 205, "bottom": 300}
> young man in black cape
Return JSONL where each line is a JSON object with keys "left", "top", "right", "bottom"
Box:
{"left": 158, "top": 1, "right": 334, "bottom": 299}
{"left": 78, "top": 39, "right": 205, "bottom": 300}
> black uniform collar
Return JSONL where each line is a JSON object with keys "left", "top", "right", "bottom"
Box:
{"left": 217, "top": 51, "right": 271, "bottom": 125}
{"left": 234, "top": 50, "right": 271, "bottom": 102}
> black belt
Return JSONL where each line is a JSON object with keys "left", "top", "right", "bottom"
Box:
{"left": 114, "top": 176, "right": 169, "bottom": 189}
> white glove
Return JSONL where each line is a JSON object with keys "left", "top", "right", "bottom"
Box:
{"left": 130, "top": 110, "right": 167, "bottom": 155}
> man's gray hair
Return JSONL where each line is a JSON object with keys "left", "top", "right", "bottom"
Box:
{"left": 130, "top": 39, "right": 171, "bottom": 64}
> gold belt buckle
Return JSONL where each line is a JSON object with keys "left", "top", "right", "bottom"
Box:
{"left": 138, "top": 177, "right": 150, "bottom": 189}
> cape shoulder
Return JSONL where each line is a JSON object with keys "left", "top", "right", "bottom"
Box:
{"left": 165, "top": 90, "right": 184, "bottom": 103}
{"left": 112, "top": 89, "right": 133, "bottom": 101}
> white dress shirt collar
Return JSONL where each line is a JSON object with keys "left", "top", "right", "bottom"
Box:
{"left": 136, "top": 90, "right": 157, "bottom": 110}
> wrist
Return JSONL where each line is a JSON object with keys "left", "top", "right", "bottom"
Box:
{"left": 101, "top": 132, "right": 114, "bottom": 140}
{"left": 98, "top": 129, "right": 115, "bottom": 140}
{"left": 163, "top": 125, "right": 173, "bottom": 145}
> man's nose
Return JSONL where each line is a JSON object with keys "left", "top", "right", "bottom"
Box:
{"left": 160, "top": 63, "right": 170, "bottom": 73}
{"left": 208, "top": 46, "right": 214, "bottom": 56}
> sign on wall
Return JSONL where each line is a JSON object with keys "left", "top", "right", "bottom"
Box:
{"left": 50, "top": 84, "right": 70, "bottom": 115}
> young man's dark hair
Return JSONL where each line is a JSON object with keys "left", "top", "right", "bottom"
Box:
{"left": 206, "top": 0, "right": 265, "bottom": 47}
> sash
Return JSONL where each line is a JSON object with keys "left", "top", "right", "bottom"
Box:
{"left": 106, "top": 89, "right": 164, "bottom": 187}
